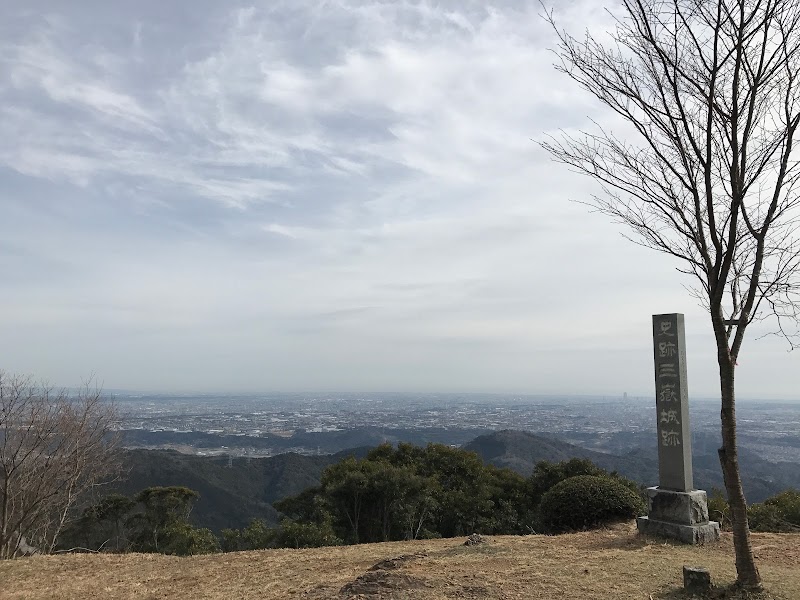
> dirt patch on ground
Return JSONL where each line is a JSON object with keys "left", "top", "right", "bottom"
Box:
{"left": 307, "top": 553, "right": 433, "bottom": 599}
{"left": 339, "top": 569, "right": 428, "bottom": 598}
{"left": 1, "top": 524, "right": 798, "bottom": 600}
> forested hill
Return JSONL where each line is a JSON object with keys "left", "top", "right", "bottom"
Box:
{"left": 463, "top": 429, "right": 657, "bottom": 480}
{"left": 115, "top": 430, "right": 800, "bottom": 532}
{"left": 465, "top": 430, "right": 800, "bottom": 503}
{"left": 114, "top": 448, "right": 370, "bottom": 531}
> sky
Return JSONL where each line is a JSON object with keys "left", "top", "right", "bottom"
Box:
{"left": 1, "top": 0, "right": 798, "bottom": 399}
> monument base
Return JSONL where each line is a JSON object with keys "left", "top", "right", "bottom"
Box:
{"left": 637, "top": 487, "right": 720, "bottom": 545}
{"left": 646, "top": 487, "right": 710, "bottom": 524}
{"left": 637, "top": 516, "right": 720, "bottom": 544}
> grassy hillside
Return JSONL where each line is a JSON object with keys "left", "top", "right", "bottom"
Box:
{"left": 1, "top": 524, "right": 797, "bottom": 599}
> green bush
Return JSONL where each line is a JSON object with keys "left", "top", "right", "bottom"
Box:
{"left": 528, "top": 458, "right": 609, "bottom": 504}
{"left": 539, "top": 475, "right": 646, "bottom": 533}
{"left": 747, "top": 503, "right": 789, "bottom": 532}
{"left": 274, "top": 519, "right": 341, "bottom": 549}
{"left": 763, "top": 489, "right": 800, "bottom": 528}
{"left": 748, "top": 489, "right": 800, "bottom": 532}
{"left": 705, "top": 488, "right": 800, "bottom": 533}
{"left": 160, "top": 522, "right": 220, "bottom": 555}
{"left": 221, "top": 518, "right": 276, "bottom": 552}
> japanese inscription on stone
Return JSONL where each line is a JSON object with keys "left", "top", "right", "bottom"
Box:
{"left": 652, "top": 313, "right": 693, "bottom": 491}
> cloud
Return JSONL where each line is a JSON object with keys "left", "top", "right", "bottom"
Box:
{"left": 0, "top": 1, "right": 796, "bottom": 397}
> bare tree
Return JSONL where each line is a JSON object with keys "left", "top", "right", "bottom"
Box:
{"left": 541, "top": 0, "right": 800, "bottom": 590}
{"left": 0, "top": 372, "right": 120, "bottom": 559}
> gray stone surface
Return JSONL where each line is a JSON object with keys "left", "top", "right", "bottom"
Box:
{"left": 644, "top": 314, "right": 716, "bottom": 545}
{"left": 646, "top": 487, "right": 709, "bottom": 525}
{"left": 652, "top": 313, "right": 693, "bottom": 492}
{"left": 683, "top": 566, "right": 712, "bottom": 594}
{"left": 637, "top": 516, "right": 720, "bottom": 544}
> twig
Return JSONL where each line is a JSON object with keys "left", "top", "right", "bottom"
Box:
{"left": 53, "top": 547, "right": 101, "bottom": 554}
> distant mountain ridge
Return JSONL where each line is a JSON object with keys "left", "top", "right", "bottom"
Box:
{"left": 119, "top": 426, "right": 487, "bottom": 454}
{"left": 114, "top": 429, "right": 800, "bottom": 532}
{"left": 114, "top": 447, "right": 371, "bottom": 531}
{"left": 464, "top": 429, "right": 800, "bottom": 502}
{"left": 463, "top": 429, "right": 657, "bottom": 481}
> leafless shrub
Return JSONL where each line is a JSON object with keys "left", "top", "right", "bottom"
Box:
{"left": 0, "top": 371, "right": 120, "bottom": 558}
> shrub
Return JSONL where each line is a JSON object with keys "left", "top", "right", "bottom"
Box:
{"left": 763, "top": 489, "right": 800, "bottom": 528}
{"left": 747, "top": 503, "right": 789, "bottom": 532}
{"left": 274, "top": 519, "right": 341, "bottom": 549}
{"left": 528, "top": 458, "right": 608, "bottom": 504}
{"left": 221, "top": 518, "right": 277, "bottom": 552}
{"left": 748, "top": 489, "right": 800, "bottom": 532}
{"left": 220, "top": 528, "right": 243, "bottom": 552}
{"left": 160, "top": 522, "right": 220, "bottom": 555}
{"left": 706, "top": 489, "right": 799, "bottom": 533}
{"left": 539, "top": 475, "right": 646, "bottom": 533}
{"left": 707, "top": 488, "right": 730, "bottom": 530}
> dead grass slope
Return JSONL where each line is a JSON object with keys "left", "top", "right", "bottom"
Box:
{"left": 1, "top": 524, "right": 798, "bottom": 600}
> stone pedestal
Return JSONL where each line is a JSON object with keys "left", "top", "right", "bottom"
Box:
{"left": 636, "top": 487, "right": 720, "bottom": 544}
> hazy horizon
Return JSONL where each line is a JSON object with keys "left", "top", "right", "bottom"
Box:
{"left": 104, "top": 389, "right": 800, "bottom": 404}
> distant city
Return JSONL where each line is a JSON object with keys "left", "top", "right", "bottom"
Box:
{"left": 113, "top": 393, "right": 800, "bottom": 463}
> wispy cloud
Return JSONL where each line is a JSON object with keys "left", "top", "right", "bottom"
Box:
{"left": 0, "top": 1, "right": 796, "bottom": 397}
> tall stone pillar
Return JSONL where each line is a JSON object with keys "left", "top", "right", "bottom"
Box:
{"left": 636, "top": 314, "right": 720, "bottom": 544}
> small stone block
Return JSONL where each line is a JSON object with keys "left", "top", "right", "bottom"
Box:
{"left": 683, "top": 566, "right": 711, "bottom": 594}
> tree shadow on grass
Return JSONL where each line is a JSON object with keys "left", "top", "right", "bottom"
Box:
{"left": 654, "top": 583, "right": 786, "bottom": 600}
{"left": 577, "top": 529, "right": 655, "bottom": 552}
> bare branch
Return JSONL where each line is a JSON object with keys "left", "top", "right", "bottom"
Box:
{"left": 542, "top": 0, "right": 800, "bottom": 590}
{"left": 0, "top": 372, "right": 121, "bottom": 559}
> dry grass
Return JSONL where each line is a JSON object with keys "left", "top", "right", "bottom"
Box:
{"left": 1, "top": 524, "right": 798, "bottom": 599}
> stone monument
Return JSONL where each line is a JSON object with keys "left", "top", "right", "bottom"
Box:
{"left": 636, "top": 313, "right": 720, "bottom": 544}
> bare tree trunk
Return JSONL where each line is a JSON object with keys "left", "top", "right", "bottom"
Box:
{"left": 542, "top": 0, "right": 800, "bottom": 590}
{"left": 48, "top": 477, "right": 77, "bottom": 554}
{"left": 413, "top": 507, "right": 428, "bottom": 540}
{"left": 716, "top": 339, "right": 761, "bottom": 590}
{"left": 1, "top": 476, "right": 9, "bottom": 559}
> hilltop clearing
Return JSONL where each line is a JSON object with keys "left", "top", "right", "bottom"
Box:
{"left": 1, "top": 524, "right": 798, "bottom": 599}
